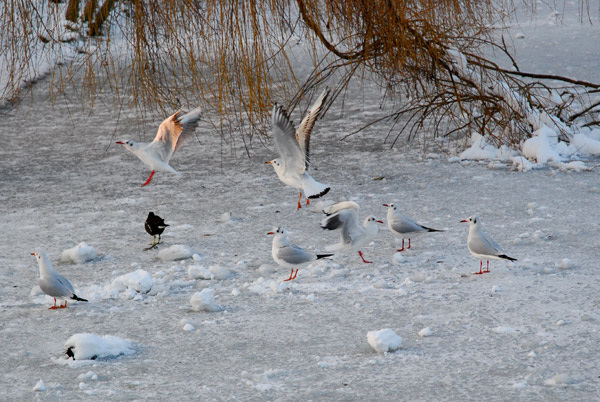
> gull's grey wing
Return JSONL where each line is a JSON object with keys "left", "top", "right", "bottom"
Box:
{"left": 150, "top": 108, "right": 202, "bottom": 163}
{"left": 271, "top": 104, "right": 306, "bottom": 174}
{"left": 276, "top": 244, "right": 314, "bottom": 265}
{"left": 295, "top": 88, "right": 330, "bottom": 170}
{"left": 323, "top": 201, "right": 360, "bottom": 216}
{"left": 469, "top": 231, "right": 503, "bottom": 256}
{"left": 322, "top": 208, "right": 363, "bottom": 245}
{"left": 55, "top": 273, "right": 75, "bottom": 294}
{"left": 389, "top": 215, "right": 426, "bottom": 234}
{"left": 39, "top": 275, "right": 74, "bottom": 298}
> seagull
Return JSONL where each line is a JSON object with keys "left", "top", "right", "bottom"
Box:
{"left": 383, "top": 203, "right": 443, "bottom": 252}
{"left": 460, "top": 216, "right": 517, "bottom": 274}
{"left": 145, "top": 212, "right": 169, "bottom": 250}
{"left": 320, "top": 201, "right": 383, "bottom": 263}
{"left": 267, "top": 227, "right": 333, "bottom": 281}
{"left": 266, "top": 89, "right": 331, "bottom": 210}
{"left": 116, "top": 108, "right": 202, "bottom": 186}
{"left": 31, "top": 251, "right": 88, "bottom": 309}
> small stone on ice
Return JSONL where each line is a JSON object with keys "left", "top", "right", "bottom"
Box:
{"left": 418, "top": 327, "right": 432, "bottom": 337}
{"left": 33, "top": 379, "right": 46, "bottom": 392}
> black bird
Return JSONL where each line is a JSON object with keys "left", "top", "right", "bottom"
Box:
{"left": 145, "top": 212, "right": 169, "bottom": 250}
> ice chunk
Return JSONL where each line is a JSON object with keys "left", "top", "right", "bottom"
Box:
{"left": 33, "top": 379, "right": 46, "bottom": 392}
{"left": 61, "top": 242, "right": 97, "bottom": 264}
{"left": 158, "top": 245, "right": 196, "bottom": 261}
{"left": 367, "top": 329, "right": 403, "bottom": 353}
{"left": 110, "top": 269, "right": 154, "bottom": 294}
{"left": 190, "top": 288, "right": 222, "bottom": 312}
{"left": 418, "top": 327, "right": 433, "bottom": 337}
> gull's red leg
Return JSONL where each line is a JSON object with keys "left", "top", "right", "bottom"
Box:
{"left": 297, "top": 192, "right": 303, "bottom": 210}
{"left": 49, "top": 298, "right": 58, "bottom": 310}
{"left": 407, "top": 238, "right": 411, "bottom": 250}
{"left": 142, "top": 170, "right": 155, "bottom": 187}
{"left": 484, "top": 260, "right": 490, "bottom": 273}
{"left": 306, "top": 198, "right": 310, "bottom": 206}
{"left": 359, "top": 251, "right": 372, "bottom": 264}
{"left": 283, "top": 268, "right": 296, "bottom": 282}
{"left": 473, "top": 260, "right": 483, "bottom": 275}
{"left": 60, "top": 300, "right": 68, "bottom": 308}
{"left": 291, "top": 269, "right": 298, "bottom": 280}
{"left": 397, "top": 239, "right": 405, "bottom": 252}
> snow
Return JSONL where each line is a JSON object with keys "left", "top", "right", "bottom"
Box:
{"left": 522, "top": 125, "right": 564, "bottom": 164}
{"left": 60, "top": 242, "right": 97, "bottom": 264}
{"left": 190, "top": 288, "right": 223, "bottom": 312}
{"left": 367, "top": 329, "right": 403, "bottom": 353}
{"left": 63, "top": 333, "right": 136, "bottom": 361}
{"left": 158, "top": 245, "right": 196, "bottom": 261}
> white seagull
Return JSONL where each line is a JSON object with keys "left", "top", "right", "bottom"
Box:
{"left": 383, "top": 203, "right": 443, "bottom": 252}
{"left": 32, "top": 251, "right": 88, "bottom": 309}
{"left": 266, "top": 89, "right": 331, "bottom": 210}
{"left": 116, "top": 108, "right": 202, "bottom": 186}
{"left": 320, "top": 201, "right": 383, "bottom": 263}
{"left": 267, "top": 227, "right": 333, "bottom": 281}
{"left": 460, "top": 216, "right": 517, "bottom": 275}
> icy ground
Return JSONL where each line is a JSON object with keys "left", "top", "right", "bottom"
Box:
{"left": 2, "top": 8, "right": 600, "bottom": 402}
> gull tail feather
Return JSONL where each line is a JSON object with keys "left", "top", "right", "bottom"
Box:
{"left": 71, "top": 294, "right": 88, "bottom": 302}
{"left": 316, "top": 253, "right": 334, "bottom": 260}
{"left": 498, "top": 254, "right": 517, "bottom": 262}
{"left": 302, "top": 174, "right": 330, "bottom": 199}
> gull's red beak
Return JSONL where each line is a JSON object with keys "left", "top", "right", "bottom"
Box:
{"left": 267, "top": 231, "right": 274, "bottom": 235}
{"left": 382, "top": 204, "right": 389, "bottom": 207}
{"left": 460, "top": 219, "right": 468, "bottom": 223}
{"left": 265, "top": 161, "right": 272, "bottom": 165}
{"left": 116, "top": 141, "right": 124, "bottom": 145}
{"left": 376, "top": 220, "right": 383, "bottom": 224}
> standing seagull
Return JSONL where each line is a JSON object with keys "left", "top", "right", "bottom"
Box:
{"left": 116, "top": 108, "right": 202, "bottom": 186}
{"left": 31, "top": 252, "right": 88, "bottom": 309}
{"left": 460, "top": 216, "right": 517, "bottom": 274}
{"left": 267, "top": 227, "right": 333, "bottom": 281}
{"left": 266, "top": 89, "right": 331, "bottom": 210}
{"left": 145, "top": 212, "right": 169, "bottom": 250}
{"left": 320, "top": 201, "right": 383, "bottom": 263}
{"left": 383, "top": 203, "right": 443, "bottom": 252}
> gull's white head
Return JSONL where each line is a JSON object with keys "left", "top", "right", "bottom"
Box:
{"left": 265, "top": 159, "right": 284, "bottom": 174}
{"left": 267, "top": 226, "right": 289, "bottom": 244}
{"left": 363, "top": 215, "right": 383, "bottom": 228}
{"left": 383, "top": 203, "right": 398, "bottom": 214}
{"left": 31, "top": 251, "right": 53, "bottom": 275}
{"left": 460, "top": 215, "right": 480, "bottom": 228}
{"left": 116, "top": 140, "right": 141, "bottom": 152}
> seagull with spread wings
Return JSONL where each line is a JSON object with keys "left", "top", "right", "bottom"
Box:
{"left": 116, "top": 108, "right": 202, "bottom": 186}
{"left": 320, "top": 201, "right": 383, "bottom": 264}
{"left": 266, "top": 89, "right": 331, "bottom": 210}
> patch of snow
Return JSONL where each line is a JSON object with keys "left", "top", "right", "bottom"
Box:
{"left": 77, "top": 371, "right": 98, "bottom": 381}
{"left": 110, "top": 269, "right": 155, "bottom": 295}
{"left": 559, "top": 258, "right": 572, "bottom": 269}
{"left": 188, "top": 265, "right": 212, "bottom": 280}
{"left": 367, "top": 329, "right": 403, "bottom": 353}
{"left": 544, "top": 373, "right": 575, "bottom": 386}
{"left": 60, "top": 242, "right": 97, "bottom": 264}
{"left": 183, "top": 323, "right": 195, "bottom": 331}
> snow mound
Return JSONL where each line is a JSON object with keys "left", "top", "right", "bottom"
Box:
{"left": 61, "top": 242, "right": 97, "bottom": 264}
{"left": 460, "top": 133, "right": 517, "bottom": 161}
{"left": 572, "top": 133, "right": 600, "bottom": 155}
{"left": 522, "top": 125, "right": 563, "bottom": 164}
{"left": 190, "top": 288, "right": 223, "bottom": 312}
{"left": 367, "top": 329, "right": 403, "bottom": 353}
{"left": 64, "top": 333, "right": 135, "bottom": 361}
{"left": 559, "top": 258, "right": 572, "bottom": 269}
{"left": 77, "top": 371, "right": 98, "bottom": 381}
{"left": 545, "top": 373, "right": 575, "bottom": 386}
{"left": 158, "top": 245, "right": 196, "bottom": 261}
{"left": 209, "top": 265, "right": 233, "bottom": 280}
{"left": 33, "top": 379, "right": 46, "bottom": 392}
{"left": 110, "top": 269, "right": 155, "bottom": 295}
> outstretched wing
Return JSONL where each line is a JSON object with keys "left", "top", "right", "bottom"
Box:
{"left": 295, "top": 88, "right": 330, "bottom": 170}
{"left": 323, "top": 201, "right": 360, "bottom": 216}
{"left": 150, "top": 108, "right": 202, "bottom": 163}
{"left": 321, "top": 208, "right": 363, "bottom": 245}
{"left": 271, "top": 104, "right": 306, "bottom": 174}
